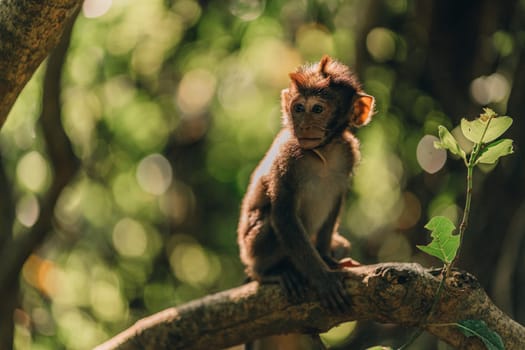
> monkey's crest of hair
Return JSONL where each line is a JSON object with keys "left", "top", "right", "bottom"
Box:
{"left": 289, "top": 55, "right": 362, "bottom": 94}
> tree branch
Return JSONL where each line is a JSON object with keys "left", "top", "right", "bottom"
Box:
{"left": 0, "top": 7, "right": 80, "bottom": 293}
{"left": 0, "top": 0, "right": 83, "bottom": 128}
{"left": 95, "top": 263, "right": 525, "bottom": 350}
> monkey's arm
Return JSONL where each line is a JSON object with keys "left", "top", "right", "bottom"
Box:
{"left": 271, "top": 182, "right": 351, "bottom": 312}
{"left": 314, "top": 195, "right": 344, "bottom": 267}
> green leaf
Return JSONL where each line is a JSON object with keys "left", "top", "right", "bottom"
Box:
{"left": 434, "top": 125, "right": 466, "bottom": 161}
{"left": 461, "top": 116, "right": 513, "bottom": 144}
{"left": 476, "top": 139, "right": 514, "bottom": 165}
{"left": 416, "top": 216, "right": 459, "bottom": 264}
{"left": 457, "top": 320, "right": 505, "bottom": 350}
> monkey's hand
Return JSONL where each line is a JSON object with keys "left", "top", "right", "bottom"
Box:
{"left": 314, "top": 271, "right": 351, "bottom": 313}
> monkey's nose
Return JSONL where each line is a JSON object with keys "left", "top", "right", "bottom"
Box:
{"left": 299, "top": 123, "right": 311, "bottom": 131}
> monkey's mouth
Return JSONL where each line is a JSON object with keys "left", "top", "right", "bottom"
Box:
{"left": 299, "top": 137, "right": 322, "bottom": 141}
{"left": 298, "top": 137, "right": 323, "bottom": 149}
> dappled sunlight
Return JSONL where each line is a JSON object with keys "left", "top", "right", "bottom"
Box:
{"left": 168, "top": 236, "right": 222, "bottom": 288}
{"left": 348, "top": 123, "right": 404, "bottom": 236}
{"left": 53, "top": 307, "right": 107, "bottom": 350}
{"left": 229, "top": 0, "right": 266, "bottom": 21}
{"left": 16, "top": 193, "right": 39, "bottom": 228}
{"left": 112, "top": 218, "right": 148, "bottom": 257}
{"left": 1, "top": 0, "right": 520, "bottom": 348}
{"left": 90, "top": 280, "right": 128, "bottom": 322}
{"left": 470, "top": 73, "right": 510, "bottom": 105}
{"left": 83, "top": 0, "right": 113, "bottom": 19}
{"left": 177, "top": 69, "right": 217, "bottom": 117}
{"left": 22, "top": 255, "right": 56, "bottom": 296}
{"left": 159, "top": 181, "right": 195, "bottom": 224}
{"left": 54, "top": 183, "right": 83, "bottom": 230}
{"left": 396, "top": 192, "right": 422, "bottom": 230}
{"left": 416, "top": 135, "right": 447, "bottom": 174}
{"left": 366, "top": 27, "right": 397, "bottom": 63}
{"left": 296, "top": 24, "right": 335, "bottom": 59}
{"left": 428, "top": 192, "right": 461, "bottom": 226}
{"left": 16, "top": 151, "right": 49, "bottom": 193}
{"left": 136, "top": 153, "right": 173, "bottom": 195}
{"left": 218, "top": 65, "right": 262, "bottom": 113}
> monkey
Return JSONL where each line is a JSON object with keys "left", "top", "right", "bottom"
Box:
{"left": 237, "top": 55, "right": 375, "bottom": 312}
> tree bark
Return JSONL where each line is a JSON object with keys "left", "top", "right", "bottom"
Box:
{"left": 95, "top": 263, "right": 525, "bottom": 350}
{"left": 0, "top": 7, "right": 80, "bottom": 348}
{"left": 0, "top": 0, "right": 83, "bottom": 128}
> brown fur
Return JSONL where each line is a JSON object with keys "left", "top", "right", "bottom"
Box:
{"left": 237, "top": 56, "right": 375, "bottom": 312}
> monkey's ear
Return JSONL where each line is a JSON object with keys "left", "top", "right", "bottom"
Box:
{"left": 350, "top": 93, "right": 375, "bottom": 127}
{"left": 281, "top": 88, "right": 291, "bottom": 125}
{"left": 281, "top": 88, "right": 290, "bottom": 105}
{"left": 318, "top": 55, "right": 332, "bottom": 74}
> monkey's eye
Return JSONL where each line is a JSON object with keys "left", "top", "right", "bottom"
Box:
{"left": 311, "top": 104, "right": 324, "bottom": 114}
{"left": 293, "top": 103, "right": 305, "bottom": 113}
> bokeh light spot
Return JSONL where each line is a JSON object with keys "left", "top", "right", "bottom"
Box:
{"left": 492, "top": 31, "right": 514, "bottom": 57}
{"left": 169, "top": 242, "right": 221, "bottom": 287}
{"left": 90, "top": 280, "right": 126, "bottom": 322}
{"left": 16, "top": 194, "right": 40, "bottom": 228}
{"left": 54, "top": 308, "right": 107, "bottom": 349}
{"left": 83, "top": 0, "right": 112, "bottom": 18}
{"left": 218, "top": 66, "right": 262, "bottom": 113}
{"left": 22, "top": 255, "right": 55, "bottom": 296}
{"left": 366, "top": 27, "right": 396, "bottom": 62}
{"left": 176, "top": 69, "right": 217, "bottom": 116}
{"left": 296, "top": 25, "right": 334, "bottom": 59}
{"left": 136, "top": 153, "right": 173, "bottom": 195}
{"left": 112, "top": 218, "right": 148, "bottom": 257}
{"left": 470, "top": 73, "right": 510, "bottom": 105}
{"left": 229, "top": 0, "right": 266, "bottom": 21}
{"left": 416, "top": 135, "right": 446, "bottom": 174}
{"left": 16, "top": 151, "right": 49, "bottom": 192}
{"left": 397, "top": 192, "right": 422, "bottom": 230}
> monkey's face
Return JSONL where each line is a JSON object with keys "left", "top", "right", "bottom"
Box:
{"left": 289, "top": 95, "right": 334, "bottom": 149}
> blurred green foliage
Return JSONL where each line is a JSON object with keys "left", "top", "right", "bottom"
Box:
{"left": 0, "top": 0, "right": 521, "bottom": 349}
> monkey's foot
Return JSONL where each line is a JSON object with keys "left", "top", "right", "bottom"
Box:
{"left": 280, "top": 267, "right": 309, "bottom": 302}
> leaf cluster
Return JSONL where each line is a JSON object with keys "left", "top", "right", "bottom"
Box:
{"left": 434, "top": 108, "right": 513, "bottom": 166}
{"left": 414, "top": 108, "right": 513, "bottom": 350}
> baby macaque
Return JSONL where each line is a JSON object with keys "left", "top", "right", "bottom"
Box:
{"left": 237, "top": 55, "right": 375, "bottom": 312}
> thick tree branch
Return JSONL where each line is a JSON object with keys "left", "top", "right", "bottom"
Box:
{"left": 0, "top": 8, "right": 79, "bottom": 348}
{"left": 0, "top": 7, "right": 80, "bottom": 293}
{"left": 96, "top": 263, "right": 525, "bottom": 350}
{"left": 0, "top": 0, "right": 83, "bottom": 128}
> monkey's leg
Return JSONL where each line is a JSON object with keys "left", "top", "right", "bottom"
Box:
{"left": 315, "top": 197, "right": 351, "bottom": 269}
{"left": 243, "top": 222, "right": 308, "bottom": 300}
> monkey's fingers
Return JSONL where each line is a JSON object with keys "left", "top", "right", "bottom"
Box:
{"left": 338, "top": 257, "right": 361, "bottom": 268}
{"left": 318, "top": 277, "right": 351, "bottom": 313}
{"left": 329, "top": 282, "right": 352, "bottom": 313}
{"left": 336, "top": 281, "right": 352, "bottom": 311}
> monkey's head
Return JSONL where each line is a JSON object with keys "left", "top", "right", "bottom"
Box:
{"left": 281, "top": 55, "right": 375, "bottom": 149}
